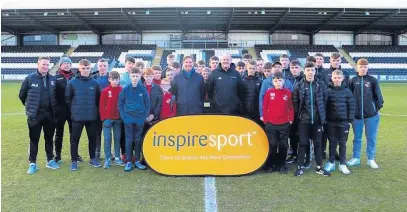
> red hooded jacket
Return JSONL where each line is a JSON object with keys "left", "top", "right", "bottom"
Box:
{"left": 99, "top": 85, "right": 123, "bottom": 121}
{"left": 262, "top": 88, "right": 294, "bottom": 125}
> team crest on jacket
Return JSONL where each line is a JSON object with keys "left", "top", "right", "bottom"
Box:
{"left": 365, "top": 81, "right": 370, "bottom": 88}
{"left": 50, "top": 81, "right": 55, "bottom": 86}
{"left": 283, "top": 95, "right": 288, "bottom": 100}
{"left": 108, "top": 91, "right": 112, "bottom": 97}
{"left": 270, "top": 93, "right": 275, "bottom": 99}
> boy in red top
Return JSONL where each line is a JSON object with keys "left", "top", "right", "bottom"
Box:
{"left": 262, "top": 72, "right": 294, "bottom": 174}
{"left": 160, "top": 78, "right": 176, "bottom": 119}
{"left": 99, "top": 71, "right": 125, "bottom": 168}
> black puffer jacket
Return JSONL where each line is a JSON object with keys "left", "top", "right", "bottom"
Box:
{"left": 147, "top": 83, "right": 163, "bottom": 121}
{"left": 282, "top": 67, "right": 292, "bottom": 78}
{"left": 242, "top": 75, "right": 262, "bottom": 116}
{"left": 293, "top": 78, "right": 326, "bottom": 125}
{"left": 19, "top": 71, "right": 57, "bottom": 120}
{"left": 206, "top": 63, "right": 244, "bottom": 115}
{"left": 65, "top": 75, "right": 101, "bottom": 122}
{"left": 315, "top": 66, "right": 325, "bottom": 80}
{"left": 55, "top": 70, "right": 75, "bottom": 117}
{"left": 325, "top": 83, "right": 355, "bottom": 126}
{"left": 286, "top": 72, "right": 304, "bottom": 89}
{"left": 349, "top": 74, "right": 384, "bottom": 119}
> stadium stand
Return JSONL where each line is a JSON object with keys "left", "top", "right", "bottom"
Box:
{"left": 343, "top": 45, "right": 407, "bottom": 76}
{"left": 1, "top": 45, "right": 70, "bottom": 80}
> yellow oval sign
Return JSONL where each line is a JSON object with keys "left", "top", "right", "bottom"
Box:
{"left": 143, "top": 115, "right": 269, "bottom": 176}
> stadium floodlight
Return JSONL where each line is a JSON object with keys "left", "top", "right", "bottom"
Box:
{"left": 207, "top": 10, "right": 211, "bottom": 15}
{"left": 261, "top": 10, "right": 265, "bottom": 15}
{"left": 146, "top": 10, "right": 150, "bottom": 15}
{"left": 365, "top": 11, "right": 370, "bottom": 16}
{"left": 43, "top": 12, "right": 48, "bottom": 16}
{"left": 94, "top": 11, "right": 98, "bottom": 15}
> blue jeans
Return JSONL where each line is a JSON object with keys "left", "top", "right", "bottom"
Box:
{"left": 103, "top": 119, "right": 122, "bottom": 160}
{"left": 124, "top": 123, "right": 144, "bottom": 162}
{"left": 352, "top": 114, "right": 380, "bottom": 160}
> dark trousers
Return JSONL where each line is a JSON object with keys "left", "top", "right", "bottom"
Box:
{"left": 120, "top": 123, "right": 126, "bottom": 155}
{"left": 327, "top": 123, "right": 350, "bottom": 165}
{"left": 28, "top": 112, "right": 55, "bottom": 163}
{"left": 95, "top": 120, "right": 103, "bottom": 158}
{"left": 70, "top": 121, "right": 97, "bottom": 162}
{"left": 289, "top": 120, "right": 299, "bottom": 157}
{"left": 321, "top": 123, "right": 329, "bottom": 155}
{"left": 124, "top": 123, "right": 144, "bottom": 162}
{"left": 265, "top": 123, "right": 290, "bottom": 168}
{"left": 297, "top": 123, "right": 323, "bottom": 167}
{"left": 54, "top": 114, "right": 72, "bottom": 160}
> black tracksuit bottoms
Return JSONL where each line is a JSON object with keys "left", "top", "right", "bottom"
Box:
{"left": 54, "top": 113, "right": 72, "bottom": 161}
{"left": 297, "top": 123, "right": 323, "bottom": 168}
{"left": 70, "top": 121, "right": 97, "bottom": 162}
{"left": 327, "top": 123, "right": 350, "bottom": 165}
{"left": 265, "top": 123, "right": 291, "bottom": 168}
{"left": 28, "top": 111, "right": 55, "bottom": 163}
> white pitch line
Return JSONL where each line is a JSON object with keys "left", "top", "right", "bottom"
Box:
{"left": 1, "top": 113, "right": 25, "bottom": 116}
{"left": 205, "top": 176, "right": 218, "bottom": 212}
{"left": 380, "top": 113, "right": 407, "bottom": 117}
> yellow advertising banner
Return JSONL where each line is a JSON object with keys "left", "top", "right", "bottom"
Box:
{"left": 143, "top": 115, "right": 269, "bottom": 176}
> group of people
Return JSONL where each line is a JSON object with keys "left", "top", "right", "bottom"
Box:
{"left": 19, "top": 50, "right": 384, "bottom": 176}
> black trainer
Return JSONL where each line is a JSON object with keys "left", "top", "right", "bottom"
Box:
{"left": 286, "top": 156, "right": 297, "bottom": 164}
{"left": 279, "top": 165, "right": 289, "bottom": 174}
{"left": 294, "top": 167, "right": 304, "bottom": 176}
{"left": 302, "top": 161, "right": 312, "bottom": 169}
{"left": 316, "top": 166, "right": 331, "bottom": 177}
{"left": 264, "top": 167, "right": 273, "bottom": 173}
{"left": 77, "top": 156, "right": 84, "bottom": 163}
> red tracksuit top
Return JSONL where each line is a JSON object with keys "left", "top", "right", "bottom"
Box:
{"left": 99, "top": 85, "right": 123, "bottom": 121}
{"left": 262, "top": 88, "right": 294, "bottom": 125}
{"left": 160, "top": 91, "right": 176, "bottom": 120}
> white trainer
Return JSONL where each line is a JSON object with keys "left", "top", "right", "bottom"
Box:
{"left": 339, "top": 164, "right": 351, "bottom": 175}
{"left": 367, "top": 160, "right": 379, "bottom": 169}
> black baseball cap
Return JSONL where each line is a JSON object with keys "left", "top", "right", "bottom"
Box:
{"left": 272, "top": 61, "right": 282, "bottom": 67}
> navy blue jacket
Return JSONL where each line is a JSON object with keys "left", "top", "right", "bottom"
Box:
{"left": 65, "top": 75, "right": 101, "bottom": 122}
{"left": 293, "top": 78, "right": 326, "bottom": 125}
{"left": 325, "top": 83, "right": 355, "bottom": 126}
{"left": 172, "top": 69, "right": 205, "bottom": 115}
{"left": 315, "top": 66, "right": 325, "bottom": 80}
{"left": 118, "top": 82, "right": 150, "bottom": 124}
{"left": 206, "top": 63, "right": 244, "bottom": 115}
{"left": 242, "top": 75, "right": 262, "bottom": 117}
{"left": 55, "top": 70, "right": 75, "bottom": 117}
{"left": 286, "top": 73, "right": 304, "bottom": 90}
{"left": 145, "top": 83, "right": 163, "bottom": 121}
{"left": 349, "top": 74, "right": 384, "bottom": 119}
{"left": 19, "top": 71, "right": 57, "bottom": 120}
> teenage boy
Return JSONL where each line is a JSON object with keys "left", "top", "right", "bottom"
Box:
{"left": 242, "top": 60, "right": 262, "bottom": 125}
{"left": 259, "top": 61, "right": 293, "bottom": 121}
{"left": 262, "top": 62, "right": 272, "bottom": 80}
{"left": 197, "top": 60, "right": 206, "bottom": 72}
{"left": 144, "top": 68, "right": 163, "bottom": 124}
{"left": 323, "top": 70, "right": 355, "bottom": 174}
{"left": 99, "top": 71, "right": 125, "bottom": 168}
{"left": 200, "top": 67, "right": 211, "bottom": 83}
{"left": 165, "top": 68, "right": 175, "bottom": 84}
{"left": 262, "top": 72, "right": 294, "bottom": 174}
{"left": 347, "top": 58, "right": 384, "bottom": 169}
{"left": 200, "top": 67, "right": 212, "bottom": 114}
{"left": 292, "top": 62, "right": 330, "bottom": 177}
{"left": 314, "top": 53, "right": 325, "bottom": 80}
{"left": 118, "top": 67, "right": 150, "bottom": 172}
{"left": 54, "top": 56, "right": 81, "bottom": 163}
{"left": 256, "top": 58, "right": 264, "bottom": 76}
{"left": 19, "top": 56, "right": 59, "bottom": 174}
{"left": 171, "top": 61, "right": 182, "bottom": 76}
{"left": 160, "top": 78, "right": 177, "bottom": 119}
{"left": 209, "top": 56, "right": 219, "bottom": 71}
{"left": 242, "top": 53, "right": 252, "bottom": 66}
{"left": 236, "top": 61, "right": 246, "bottom": 78}
{"left": 285, "top": 60, "right": 305, "bottom": 164}
{"left": 280, "top": 54, "right": 291, "bottom": 78}
{"left": 151, "top": 65, "right": 162, "bottom": 85}
{"left": 93, "top": 58, "right": 110, "bottom": 159}
{"left": 120, "top": 57, "right": 135, "bottom": 87}
{"left": 65, "top": 59, "right": 101, "bottom": 171}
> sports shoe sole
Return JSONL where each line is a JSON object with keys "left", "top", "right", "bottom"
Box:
{"left": 45, "top": 165, "right": 59, "bottom": 169}
{"left": 88, "top": 163, "right": 102, "bottom": 168}
{"left": 316, "top": 171, "right": 331, "bottom": 177}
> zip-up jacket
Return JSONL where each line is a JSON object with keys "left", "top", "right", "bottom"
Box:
{"left": 325, "top": 83, "right": 355, "bottom": 126}
{"left": 263, "top": 88, "right": 294, "bottom": 125}
{"left": 99, "top": 85, "right": 122, "bottom": 121}
{"left": 118, "top": 82, "right": 150, "bottom": 124}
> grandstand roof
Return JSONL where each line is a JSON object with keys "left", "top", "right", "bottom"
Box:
{"left": 1, "top": 7, "right": 407, "bottom": 35}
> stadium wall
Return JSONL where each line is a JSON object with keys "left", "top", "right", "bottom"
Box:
{"left": 271, "top": 33, "right": 309, "bottom": 45}
{"left": 400, "top": 34, "right": 407, "bottom": 45}
{"left": 314, "top": 31, "right": 353, "bottom": 47}
{"left": 1, "top": 34, "right": 16, "bottom": 46}
{"left": 228, "top": 30, "right": 269, "bottom": 47}
{"left": 59, "top": 32, "right": 98, "bottom": 46}
{"left": 142, "top": 30, "right": 183, "bottom": 47}
{"left": 356, "top": 33, "right": 392, "bottom": 45}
